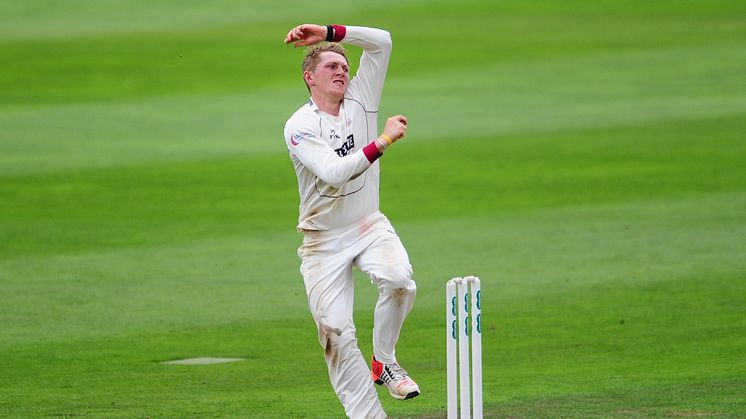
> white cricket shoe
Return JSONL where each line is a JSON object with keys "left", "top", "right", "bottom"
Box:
{"left": 371, "top": 355, "right": 420, "bottom": 400}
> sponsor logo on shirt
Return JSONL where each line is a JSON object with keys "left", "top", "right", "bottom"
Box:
{"left": 334, "top": 134, "right": 355, "bottom": 157}
{"left": 290, "top": 131, "right": 313, "bottom": 146}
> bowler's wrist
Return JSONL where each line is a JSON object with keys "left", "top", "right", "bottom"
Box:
{"left": 326, "top": 25, "right": 347, "bottom": 42}
{"left": 363, "top": 142, "right": 382, "bottom": 162}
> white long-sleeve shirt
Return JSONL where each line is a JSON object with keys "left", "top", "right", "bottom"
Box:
{"left": 284, "top": 26, "right": 392, "bottom": 231}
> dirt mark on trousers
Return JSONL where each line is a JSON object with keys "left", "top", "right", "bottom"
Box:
{"left": 321, "top": 325, "right": 343, "bottom": 368}
{"left": 393, "top": 288, "right": 407, "bottom": 307}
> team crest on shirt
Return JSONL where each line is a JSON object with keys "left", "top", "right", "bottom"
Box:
{"left": 290, "top": 131, "right": 313, "bottom": 146}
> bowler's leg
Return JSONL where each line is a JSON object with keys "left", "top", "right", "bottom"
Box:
{"left": 299, "top": 236, "right": 386, "bottom": 419}
{"left": 354, "top": 220, "right": 416, "bottom": 365}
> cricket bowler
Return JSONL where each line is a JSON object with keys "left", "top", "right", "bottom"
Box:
{"left": 283, "top": 23, "right": 419, "bottom": 418}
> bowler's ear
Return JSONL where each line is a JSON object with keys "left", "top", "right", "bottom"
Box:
{"left": 303, "top": 70, "right": 314, "bottom": 87}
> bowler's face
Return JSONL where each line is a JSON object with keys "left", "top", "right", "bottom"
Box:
{"left": 307, "top": 51, "right": 349, "bottom": 98}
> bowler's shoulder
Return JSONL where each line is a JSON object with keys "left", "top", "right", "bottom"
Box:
{"left": 286, "top": 100, "right": 318, "bottom": 126}
{"left": 285, "top": 100, "right": 320, "bottom": 136}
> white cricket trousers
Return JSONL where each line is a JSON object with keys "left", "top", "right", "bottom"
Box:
{"left": 297, "top": 211, "right": 416, "bottom": 419}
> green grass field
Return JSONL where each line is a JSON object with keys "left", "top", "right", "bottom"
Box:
{"left": 2, "top": 0, "right": 745, "bottom": 417}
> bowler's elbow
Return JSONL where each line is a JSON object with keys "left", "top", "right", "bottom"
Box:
{"left": 382, "top": 29, "right": 392, "bottom": 44}
{"left": 379, "top": 30, "right": 392, "bottom": 51}
{"left": 365, "top": 28, "right": 391, "bottom": 53}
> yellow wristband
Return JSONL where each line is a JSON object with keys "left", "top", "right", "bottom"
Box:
{"left": 380, "top": 134, "right": 393, "bottom": 146}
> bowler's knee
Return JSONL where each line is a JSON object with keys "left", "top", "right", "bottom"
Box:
{"left": 375, "top": 263, "right": 414, "bottom": 290}
{"left": 318, "top": 322, "right": 357, "bottom": 351}
{"left": 319, "top": 324, "right": 361, "bottom": 369}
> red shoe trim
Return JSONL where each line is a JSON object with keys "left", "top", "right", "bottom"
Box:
{"left": 371, "top": 355, "right": 383, "bottom": 381}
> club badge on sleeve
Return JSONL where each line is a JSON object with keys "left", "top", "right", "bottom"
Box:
{"left": 290, "top": 131, "right": 314, "bottom": 146}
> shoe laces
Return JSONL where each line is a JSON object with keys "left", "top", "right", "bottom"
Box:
{"left": 385, "top": 363, "right": 409, "bottom": 381}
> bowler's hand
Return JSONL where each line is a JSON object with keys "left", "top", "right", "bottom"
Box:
{"left": 383, "top": 115, "right": 408, "bottom": 143}
{"left": 284, "top": 24, "right": 327, "bottom": 47}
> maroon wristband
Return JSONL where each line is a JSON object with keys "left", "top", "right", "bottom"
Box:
{"left": 331, "top": 25, "right": 346, "bottom": 42}
{"left": 362, "top": 142, "right": 382, "bottom": 163}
